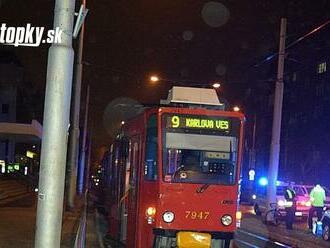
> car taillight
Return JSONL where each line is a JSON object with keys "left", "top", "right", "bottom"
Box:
{"left": 297, "top": 201, "right": 311, "bottom": 207}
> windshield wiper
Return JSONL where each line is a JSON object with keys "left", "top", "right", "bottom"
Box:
{"left": 196, "top": 184, "right": 210, "bottom": 193}
{"left": 171, "top": 166, "right": 184, "bottom": 179}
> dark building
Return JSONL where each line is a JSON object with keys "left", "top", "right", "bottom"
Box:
{"left": 244, "top": 25, "right": 330, "bottom": 187}
{"left": 0, "top": 50, "right": 42, "bottom": 177}
{"left": 0, "top": 51, "right": 23, "bottom": 163}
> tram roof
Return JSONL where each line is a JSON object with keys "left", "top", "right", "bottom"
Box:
{"left": 160, "top": 86, "right": 224, "bottom": 107}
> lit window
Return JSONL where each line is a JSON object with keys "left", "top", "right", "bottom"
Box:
{"left": 317, "top": 62, "right": 327, "bottom": 74}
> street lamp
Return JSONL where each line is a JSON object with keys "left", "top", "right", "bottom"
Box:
{"left": 233, "top": 106, "right": 240, "bottom": 112}
{"left": 149, "top": 75, "right": 220, "bottom": 89}
{"left": 212, "top": 82, "right": 221, "bottom": 89}
{"left": 150, "top": 76, "right": 160, "bottom": 83}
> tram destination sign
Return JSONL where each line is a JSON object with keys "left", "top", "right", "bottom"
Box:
{"left": 167, "top": 115, "right": 230, "bottom": 131}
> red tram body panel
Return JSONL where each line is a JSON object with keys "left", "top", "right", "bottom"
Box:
{"left": 101, "top": 91, "right": 245, "bottom": 248}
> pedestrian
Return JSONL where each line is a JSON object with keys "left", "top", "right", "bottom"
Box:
{"left": 284, "top": 183, "right": 296, "bottom": 230}
{"left": 308, "top": 184, "right": 326, "bottom": 231}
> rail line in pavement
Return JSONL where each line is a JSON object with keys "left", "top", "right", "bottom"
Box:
{"left": 234, "top": 229, "right": 292, "bottom": 248}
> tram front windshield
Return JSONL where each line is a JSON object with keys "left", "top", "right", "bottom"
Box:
{"left": 162, "top": 114, "right": 239, "bottom": 185}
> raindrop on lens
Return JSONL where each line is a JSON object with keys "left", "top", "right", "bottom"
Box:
{"left": 201, "top": 2, "right": 230, "bottom": 28}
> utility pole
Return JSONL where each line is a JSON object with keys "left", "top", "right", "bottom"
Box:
{"left": 78, "top": 85, "right": 90, "bottom": 194}
{"left": 67, "top": 0, "right": 87, "bottom": 210}
{"left": 267, "top": 18, "right": 287, "bottom": 208}
{"left": 248, "top": 114, "right": 257, "bottom": 170}
{"left": 85, "top": 133, "right": 92, "bottom": 192}
{"left": 248, "top": 114, "right": 257, "bottom": 190}
{"left": 34, "top": 0, "right": 76, "bottom": 247}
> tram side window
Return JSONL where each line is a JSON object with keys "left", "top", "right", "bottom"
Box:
{"left": 145, "top": 115, "right": 158, "bottom": 180}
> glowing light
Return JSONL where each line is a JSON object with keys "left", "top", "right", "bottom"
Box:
{"left": 150, "top": 76, "right": 159, "bottom": 82}
{"left": 121, "top": 121, "right": 125, "bottom": 125}
{"left": 26, "top": 150, "right": 36, "bottom": 158}
{"left": 212, "top": 82, "right": 221, "bottom": 89}
{"left": 278, "top": 200, "right": 285, "bottom": 207}
{"left": 258, "top": 177, "right": 268, "bottom": 186}
{"left": 24, "top": 166, "right": 28, "bottom": 175}
{"left": 249, "top": 169, "right": 255, "bottom": 181}
{"left": 236, "top": 211, "right": 242, "bottom": 220}
{"left": 146, "top": 207, "right": 156, "bottom": 217}
{"left": 0, "top": 160, "right": 5, "bottom": 174}
{"left": 252, "top": 194, "right": 257, "bottom": 200}
{"left": 233, "top": 106, "right": 240, "bottom": 112}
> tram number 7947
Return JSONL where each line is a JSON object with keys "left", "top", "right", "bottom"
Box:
{"left": 185, "top": 211, "right": 210, "bottom": 220}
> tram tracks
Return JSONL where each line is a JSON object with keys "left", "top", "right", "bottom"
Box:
{"left": 234, "top": 229, "right": 292, "bottom": 248}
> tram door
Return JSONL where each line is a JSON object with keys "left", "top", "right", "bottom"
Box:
{"left": 119, "top": 140, "right": 131, "bottom": 243}
{"left": 126, "top": 136, "right": 141, "bottom": 247}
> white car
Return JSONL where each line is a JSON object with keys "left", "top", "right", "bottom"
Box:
{"left": 253, "top": 182, "right": 311, "bottom": 218}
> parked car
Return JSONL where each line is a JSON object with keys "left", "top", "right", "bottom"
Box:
{"left": 253, "top": 182, "right": 311, "bottom": 219}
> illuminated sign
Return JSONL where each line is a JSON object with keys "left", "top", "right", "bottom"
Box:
{"left": 0, "top": 160, "right": 5, "bottom": 174}
{"left": 249, "top": 169, "right": 255, "bottom": 181}
{"left": 26, "top": 150, "right": 36, "bottom": 158}
{"left": 7, "top": 165, "right": 14, "bottom": 173}
{"left": 168, "top": 115, "right": 230, "bottom": 131}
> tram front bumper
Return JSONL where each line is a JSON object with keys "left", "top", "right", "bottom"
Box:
{"left": 177, "top": 231, "right": 211, "bottom": 248}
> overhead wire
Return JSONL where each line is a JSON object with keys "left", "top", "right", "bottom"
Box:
{"left": 253, "top": 19, "right": 330, "bottom": 68}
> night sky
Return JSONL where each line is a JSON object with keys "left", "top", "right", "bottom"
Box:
{"left": 0, "top": 0, "right": 329, "bottom": 161}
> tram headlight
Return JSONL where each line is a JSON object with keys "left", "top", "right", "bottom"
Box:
{"left": 146, "top": 207, "right": 156, "bottom": 225}
{"left": 221, "top": 215, "right": 232, "bottom": 226}
{"left": 146, "top": 207, "right": 156, "bottom": 217}
{"left": 162, "top": 211, "right": 175, "bottom": 223}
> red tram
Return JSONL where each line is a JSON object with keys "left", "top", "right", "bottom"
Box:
{"left": 101, "top": 87, "right": 245, "bottom": 248}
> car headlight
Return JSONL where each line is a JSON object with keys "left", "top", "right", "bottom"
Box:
{"left": 163, "top": 211, "right": 175, "bottom": 223}
{"left": 278, "top": 200, "right": 285, "bottom": 207}
{"left": 221, "top": 215, "right": 232, "bottom": 226}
